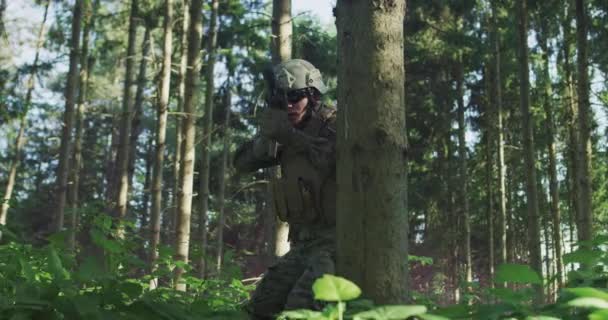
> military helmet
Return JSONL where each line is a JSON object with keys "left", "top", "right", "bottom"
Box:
{"left": 273, "top": 59, "right": 327, "bottom": 94}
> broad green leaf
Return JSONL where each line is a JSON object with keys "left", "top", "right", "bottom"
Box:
{"left": 589, "top": 309, "right": 608, "bottom": 320}
{"left": 563, "top": 249, "right": 602, "bottom": 265}
{"left": 494, "top": 264, "right": 542, "bottom": 284}
{"left": 567, "top": 297, "right": 608, "bottom": 309}
{"left": 353, "top": 305, "right": 427, "bottom": 320}
{"left": 565, "top": 288, "right": 608, "bottom": 301}
{"left": 418, "top": 314, "right": 450, "bottom": 320}
{"left": 525, "top": 316, "right": 562, "bottom": 320}
{"left": 312, "top": 274, "right": 361, "bottom": 302}
{"left": 76, "top": 256, "right": 105, "bottom": 282}
{"left": 19, "top": 258, "right": 36, "bottom": 282}
{"left": 279, "top": 309, "right": 326, "bottom": 319}
{"left": 47, "top": 247, "right": 69, "bottom": 281}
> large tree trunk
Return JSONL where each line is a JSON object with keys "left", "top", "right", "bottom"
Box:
{"left": 538, "top": 20, "right": 563, "bottom": 289}
{"left": 267, "top": 0, "right": 293, "bottom": 259}
{"left": 67, "top": 0, "right": 95, "bottom": 251}
{"left": 456, "top": 60, "right": 472, "bottom": 286}
{"left": 517, "top": 0, "right": 543, "bottom": 302}
{"left": 174, "top": 0, "right": 203, "bottom": 291}
{"left": 575, "top": 0, "right": 593, "bottom": 244}
{"left": 112, "top": 0, "right": 139, "bottom": 234}
{"left": 197, "top": 0, "right": 219, "bottom": 279}
{"left": 336, "top": 0, "right": 408, "bottom": 303}
{"left": 149, "top": 0, "right": 173, "bottom": 290}
{"left": 169, "top": 0, "right": 189, "bottom": 246}
{"left": 128, "top": 26, "right": 151, "bottom": 205}
{"left": 492, "top": 1, "right": 508, "bottom": 265}
{"left": 54, "top": 0, "right": 83, "bottom": 232}
{"left": 216, "top": 88, "right": 231, "bottom": 274}
{"left": 0, "top": 0, "right": 50, "bottom": 239}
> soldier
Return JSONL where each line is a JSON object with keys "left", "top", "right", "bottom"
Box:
{"left": 234, "top": 59, "right": 337, "bottom": 320}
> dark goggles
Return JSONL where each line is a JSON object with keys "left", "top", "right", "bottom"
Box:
{"left": 285, "top": 89, "right": 308, "bottom": 104}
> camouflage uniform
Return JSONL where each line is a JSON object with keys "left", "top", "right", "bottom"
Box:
{"left": 234, "top": 60, "right": 337, "bottom": 320}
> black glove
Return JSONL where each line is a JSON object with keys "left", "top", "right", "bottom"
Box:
{"left": 259, "top": 108, "right": 293, "bottom": 144}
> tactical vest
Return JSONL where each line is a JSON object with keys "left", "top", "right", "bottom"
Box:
{"left": 270, "top": 106, "right": 336, "bottom": 236}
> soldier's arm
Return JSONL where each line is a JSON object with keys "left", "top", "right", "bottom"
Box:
{"left": 233, "top": 136, "right": 279, "bottom": 173}
{"left": 283, "top": 115, "right": 336, "bottom": 175}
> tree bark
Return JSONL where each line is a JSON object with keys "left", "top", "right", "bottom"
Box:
{"left": 169, "top": 0, "right": 189, "bottom": 246}
{"left": 517, "top": 0, "right": 543, "bottom": 302}
{"left": 197, "top": 0, "right": 219, "bottom": 279}
{"left": 174, "top": 0, "right": 203, "bottom": 291}
{"left": 67, "top": 0, "right": 95, "bottom": 251}
{"left": 336, "top": 0, "right": 408, "bottom": 303}
{"left": 575, "top": 0, "right": 593, "bottom": 244}
{"left": 149, "top": 0, "right": 173, "bottom": 290}
{"left": 484, "top": 66, "right": 495, "bottom": 285}
{"left": 112, "top": 0, "right": 139, "bottom": 234}
{"left": 492, "top": 1, "right": 508, "bottom": 265}
{"left": 216, "top": 88, "right": 231, "bottom": 274}
{"left": 0, "top": 0, "right": 50, "bottom": 239}
{"left": 456, "top": 60, "right": 472, "bottom": 286}
{"left": 268, "top": 0, "right": 293, "bottom": 259}
{"left": 128, "top": 26, "right": 151, "bottom": 206}
{"left": 54, "top": 0, "right": 83, "bottom": 232}
{"left": 538, "top": 20, "right": 563, "bottom": 289}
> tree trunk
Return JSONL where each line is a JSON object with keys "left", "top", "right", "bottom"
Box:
{"left": 268, "top": 0, "right": 293, "bottom": 259}
{"left": 149, "top": 0, "right": 173, "bottom": 290}
{"left": 575, "top": 0, "right": 593, "bottom": 244}
{"left": 216, "top": 88, "right": 231, "bottom": 274}
{"left": 336, "top": 0, "right": 408, "bottom": 303}
{"left": 517, "top": 0, "right": 543, "bottom": 302}
{"left": 0, "top": 0, "right": 49, "bottom": 238}
{"left": 174, "top": 0, "right": 203, "bottom": 291}
{"left": 67, "top": 0, "right": 94, "bottom": 251}
{"left": 492, "top": 1, "right": 508, "bottom": 265}
{"left": 54, "top": 0, "right": 83, "bottom": 232}
{"left": 484, "top": 66, "right": 495, "bottom": 285}
{"left": 112, "top": 0, "right": 139, "bottom": 234}
{"left": 128, "top": 26, "right": 151, "bottom": 206}
{"left": 456, "top": 60, "right": 472, "bottom": 286}
{"left": 197, "top": 0, "right": 219, "bottom": 279}
{"left": 169, "top": 0, "right": 189, "bottom": 246}
{"left": 538, "top": 20, "right": 563, "bottom": 289}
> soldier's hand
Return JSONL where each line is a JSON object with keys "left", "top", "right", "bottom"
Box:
{"left": 260, "top": 108, "right": 292, "bottom": 144}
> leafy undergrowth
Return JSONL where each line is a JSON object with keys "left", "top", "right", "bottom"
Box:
{"left": 2, "top": 218, "right": 608, "bottom": 320}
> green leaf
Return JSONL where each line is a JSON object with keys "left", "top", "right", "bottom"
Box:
{"left": 76, "top": 256, "right": 105, "bottom": 282}
{"left": 525, "top": 316, "right": 562, "bottom": 320}
{"left": 312, "top": 274, "right": 361, "bottom": 302}
{"left": 589, "top": 309, "right": 608, "bottom": 320}
{"left": 567, "top": 297, "right": 608, "bottom": 309}
{"left": 19, "top": 258, "right": 36, "bottom": 282}
{"left": 565, "top": 288, "right": 608, "bottom": 301}
{"left": 494, "top": 264, "right": 542, "bottom": 284}
{"left": 278, "top": 309, "right": 326, "bottom": 319}
{"left": 353, "top": 305, "right": 427, "bottom": 320}
{"left": 418, "top": 314, "right": 450, "bottom": 320}
{"left": 47, "top": 246, "right": 69, "bottom": 281}
{"left": 563, "top": 249, "right": 602, "bottom": 265}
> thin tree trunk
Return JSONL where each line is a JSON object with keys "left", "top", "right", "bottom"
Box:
{"left": 336, "top": 0, "right": 408, "bottom": 303}
{"left": 112, "top": 0, "right": 139, "bottom": 234}
{"left": 169, "top": 0, "right": 189, "bottom": 246}
{"left": 268, "top": 0, "right": 293, "bottom": 259}
{"left": 0, "top": 1, "right": 49, "bottom": 238}
{"left": 575, "top": 0, "right": 593, "bottom": 244}
{"left": 517, "top": 0, "right": 543, "bottom": 302}
{"left": 197, "top": 0, "right": 219, "bottom": 279}
{"left": 456, "top": 60, "right": 472, "bottom": 286}
{"left": 174, "top": 0, "right": 203, "bottom": 291}
{"left": 492, "top": 1, "right": 508, "bottom": 265}
{"left": 149, "top": 0, "right": 173, "bottom": 290}
{"left": 128, "top": 26, "right": 151, "bottom": 205}
{"left": 67, "top": 0, "right": 95, "bottom": 251}
{"left": 54, "top": 0, "right": 83, "bottom": 232}
{"left": 538, "top": 20, "right": 563, "bottom": 289}
{"left": 484, "top": 66, "right": 495, "bottom": 286}
{"left": 216, "top": 88, "right": 231, "bottom": 274}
